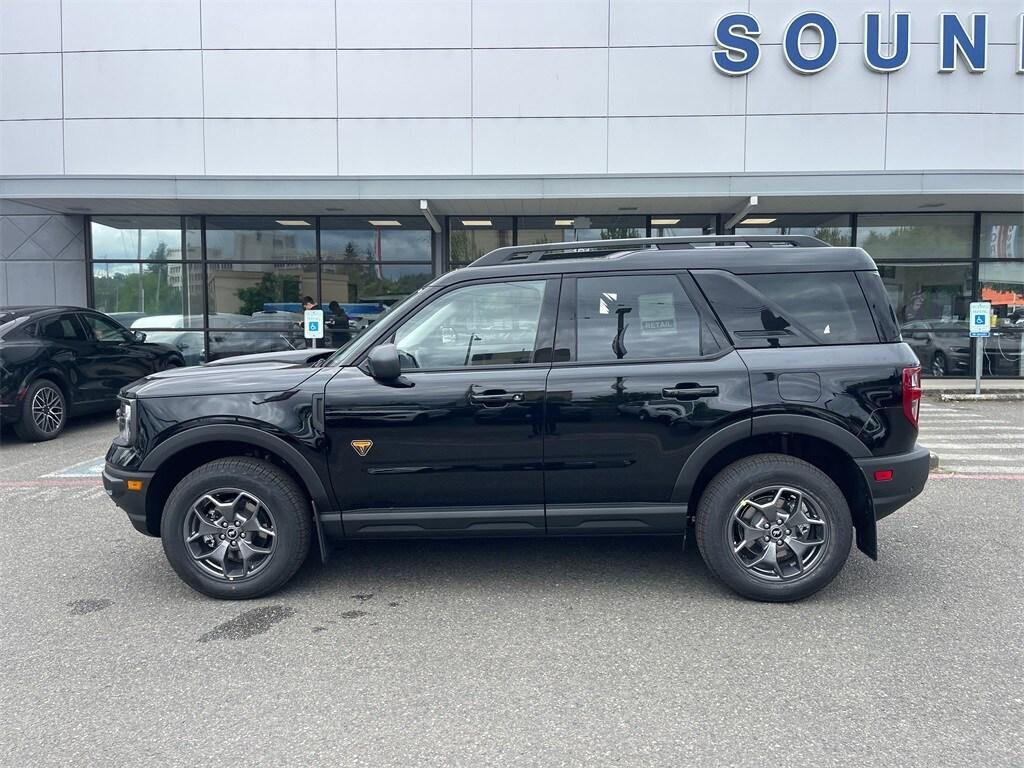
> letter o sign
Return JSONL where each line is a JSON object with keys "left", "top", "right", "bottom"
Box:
{"left": 784, "top": 12, "right": 839, "bottom": 74}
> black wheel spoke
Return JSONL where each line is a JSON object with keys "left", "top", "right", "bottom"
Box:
{"left": 730, "top": 485, "right": 829, "bottom": 582}
{"left": 184, "top": 488, "right": 276, "bottom": 580}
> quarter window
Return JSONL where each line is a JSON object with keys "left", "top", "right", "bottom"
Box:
{"left": 394, "top": 280, "right": 548, "bottom": 370}
{"left": 575, "top": 275, "right": 701, "bottom": 363}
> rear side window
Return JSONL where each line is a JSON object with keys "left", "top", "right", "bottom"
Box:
{"left": 574, "top": 274, "right": 701, "bottom": 362}
{"left": 693, "top": 270, "right": 880, "bottom": 347}
{"left": 40, "top": 314, "right": 85, "bottom": 341}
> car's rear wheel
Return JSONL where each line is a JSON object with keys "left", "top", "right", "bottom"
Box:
{"left": 161, "top": 457, "right": 312, "bottom": 599}
{"left": 14, "top": 379, "right": 67, "bottom": 442}
{"left": 931, "top": 352, "right": 947, "bottom": 377}
{"left": 695, "top": 454, "right": 852, "bottom": 602}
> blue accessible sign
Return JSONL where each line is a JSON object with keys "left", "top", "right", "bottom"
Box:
{"left": 968, "top": 302, "right": 991, "bottom": 338}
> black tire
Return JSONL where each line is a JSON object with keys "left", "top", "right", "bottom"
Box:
{"left": 931, "top": 352, "right": 947, "bottom": 377}
{"left": 695, "top": 454, "right": 853, "bottom": 602}
{"left": 13, "top": 379, "right": 67, "bottom": 442}
{"left": 161, "top": 457, "right": 312, "bottom": 599}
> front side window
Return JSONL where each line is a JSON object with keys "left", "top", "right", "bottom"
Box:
{"left": 575, "top": 275, "right": 701, "bottom": 363}
{"left": 82, "top": 314, "right": 129, "bottom": 343}
{"left": 394, "top": 280, "right": 548, "bottom": 370}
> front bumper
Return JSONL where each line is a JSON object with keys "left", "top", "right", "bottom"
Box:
{"left": 102, "top": 463, "right": 156, "bottom": 536}
{"left": 856, "top": 445, "right": 931, "bottom": 520}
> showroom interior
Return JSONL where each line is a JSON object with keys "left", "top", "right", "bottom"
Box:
{"left": 75, "top": 209, "right": 1023, "bottom": 375}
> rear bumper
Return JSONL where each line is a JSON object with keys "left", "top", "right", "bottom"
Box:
{"left": 102, "top": 463, "right": 156, "bottom": 536}
{"left": 856, "top": 445, "right": 931, "bottom": 520}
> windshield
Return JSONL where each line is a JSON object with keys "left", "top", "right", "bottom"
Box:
{"left": 322, "top": 286, "right": 429, "bottom": 367}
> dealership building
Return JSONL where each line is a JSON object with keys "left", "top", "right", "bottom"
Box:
{"left": 1, "top": 0, "right": 1021, "bottom": 375}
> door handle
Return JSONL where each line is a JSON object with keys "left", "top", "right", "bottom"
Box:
{"left": 470, "top": 391, "right": 525, "bottom": 405}
{"left": 663, "top": 385, "right": 719, "bottom": 400}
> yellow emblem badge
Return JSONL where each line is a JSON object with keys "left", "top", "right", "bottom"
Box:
{"left": 351, "top": 439, "right": 373, "bottom": 457}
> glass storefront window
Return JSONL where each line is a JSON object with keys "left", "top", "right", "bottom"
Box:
{"left": 980, "top": 260, "right": 1024, "bottom": 377}
{"left": 321, "top": 216, "right": 432, "bottom": 263}
{"left": 90, "top": 215, "right": 183, "bottom": 260}
{"left": 205, "top": 217, "right": 315, "bottom": 262}
{"left": 878, "top": 261, "right": 973, "bottom": 377}
{"left": 321, "top": 261, "right": 432, "bottom": 315}
{"left": 857, "top": 213, "right": 973, "bottom": 260}
{"left": 518, "top": 215, "right": 646, "bottom": 245}
{"left": 980, "top": 213, "right": 1024, "bottom": 260}
{"left": 735, "top": 214, "right": 852, "bottom": 246}
{"left": 91, "top": 261, "right": 204, "bottom": 329}
{"left": 206, "top": 262, "right": 317, "bottom": 325}
{"left": 205, "top": 328, "right": 309, "bottom": 363}
{"left": 448, "top": 217, "right": 514, "bottom": 268}
{"left": 650, "top": 215, "right": 717, "bottom": 238}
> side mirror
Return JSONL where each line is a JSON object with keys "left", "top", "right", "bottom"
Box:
{"left": 367, "top": 343, "right": 401, "bottom": 381}
{"left": 133, "top": 330, "right": 147, "bottom": 343}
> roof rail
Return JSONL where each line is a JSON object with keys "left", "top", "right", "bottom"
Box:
{"left": 468, "top": 234, "right": 830, "bottom": 267}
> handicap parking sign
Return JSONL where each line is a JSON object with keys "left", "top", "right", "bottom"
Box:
{"left": 304, "top": 309, "right": 324, "bottom": 339}
{"left": 969, "top": 302, "right": 990, "bottom": 338}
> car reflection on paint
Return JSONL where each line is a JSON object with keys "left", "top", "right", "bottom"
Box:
{"left": 617, "top": 399, "right": 694, "bottom": 424}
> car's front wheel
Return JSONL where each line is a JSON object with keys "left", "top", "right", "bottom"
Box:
{"left": 695, "top": 454, "right": 853, "bottom": 602}
{"left": 161, "top": 457, "right": 312, "bottom": 599}
{"left": 14, "top": 379, "right": 67, "bottom": 442}
{"left": 931, "top": 351, "right": 948, "bottom": 377}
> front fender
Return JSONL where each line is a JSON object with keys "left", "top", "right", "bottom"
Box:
{"left": 138, "top": 423, "right": 334, "bottom": 513}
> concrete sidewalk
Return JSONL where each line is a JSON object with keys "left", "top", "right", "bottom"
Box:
{"left": 922, "top": 378, "right": 1024, "bottom": 401}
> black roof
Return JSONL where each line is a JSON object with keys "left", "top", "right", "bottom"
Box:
{"left": 440, "top": 235, "right": 877, "bottom": 288}
{"left": 0, "top": 305, "right": 87, "bottom": 319}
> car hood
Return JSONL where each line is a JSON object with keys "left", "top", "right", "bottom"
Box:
{"left": 204, "top": 348, "right": 334, "bottom": 367}
{"left": 123, "top": 360, "right": 321, "bottom": 399}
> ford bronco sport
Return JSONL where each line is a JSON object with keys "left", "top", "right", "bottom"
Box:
{"left": 103, "top": 235, "right": 930, "bottom": 602}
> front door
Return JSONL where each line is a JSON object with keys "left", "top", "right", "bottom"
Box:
{"left": 324, "top": 277, "right": 559, "bottom": 537}
{"left": 77, "top": 312, "right": 155, "bottom": 401}
{"left": 543, "top": 272, "right": 751, "bottom": 533}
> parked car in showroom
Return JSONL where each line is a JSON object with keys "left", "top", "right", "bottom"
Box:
{"left": 901, "top": 320, "right": 971, "bottom": 377}
{"left": 1, "top": 306, "right": 185, "bottom": 441}
{"left": 131, "top": 313, "right": 247, "bottom": 366}
{"left": 104, "top": 235, "right": 929, "bottom": 603}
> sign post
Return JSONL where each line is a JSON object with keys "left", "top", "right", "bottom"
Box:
{"left": 969, "top": 301, "right": 991, "bottom": 395}
{"left": 304, "top": 308, "right": 324, "bottom": 349}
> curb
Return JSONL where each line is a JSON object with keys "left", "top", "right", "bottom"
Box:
{"left": 938, "top": 392, "right": 1024, "bottom": 402}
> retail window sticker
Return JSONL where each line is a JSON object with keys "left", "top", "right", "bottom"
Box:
{"left": 639, "top": 293, "right": 676, "bottom": 335}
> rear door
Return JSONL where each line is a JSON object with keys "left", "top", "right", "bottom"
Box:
{"left": 36, "top": 312, "right": 91, "bottom": 402}
{"left": 543, "top": 271, "right": 752, "bottom": 533}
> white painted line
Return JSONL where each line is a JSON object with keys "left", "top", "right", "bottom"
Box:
{"left": 925, "top": 444, "right": 1024, "bottom": 450}
{"left": 937, "top": 465, "right": 1024, "bottom": 474}
{"left": 932, "top": 454, "right": 1024, "bottom": 461}
{"left": 42, "top": 457, "right": 105, "bottom": 478}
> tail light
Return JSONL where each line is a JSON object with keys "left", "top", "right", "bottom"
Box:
{"left": 902, "top": 366, "right": 922, "bottom": 428}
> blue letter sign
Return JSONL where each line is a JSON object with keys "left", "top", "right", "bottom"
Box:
{"left": 940, "top": 13, "right": 988, "bottom": 72}
{"left": 712, "top": 13, "right": 761, "bottom": 76}
{"left": 784, "top": 12, "right": 839, "bottom": 74}
{"left": 864, "top": 12, "right": 911, "bottom": 72}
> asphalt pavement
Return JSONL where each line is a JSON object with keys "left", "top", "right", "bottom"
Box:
{"left": 0, "top": 408, "right": 1021, "bottom": 767}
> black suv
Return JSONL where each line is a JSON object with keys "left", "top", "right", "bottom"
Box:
{"left": 103, "top": 236, "right": 930, "bottom": 602}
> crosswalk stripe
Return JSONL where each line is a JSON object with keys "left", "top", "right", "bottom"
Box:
{"left": 931, "top": 454, "right": 1024, "bottom": 461}
{"left": 937, "top": 465, "right": 1024, "bottom": 474}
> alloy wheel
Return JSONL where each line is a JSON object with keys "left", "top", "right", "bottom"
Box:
{"left": 183, "top": 489, "right": 277, "bottom": 581}
{"left": 31, "top": 386, "right": 64, "bottom": 435}
{"left": 728, "top": 486, "right": 829, "bottom": 581}
{"left": 931, "top": 353, "right": 946, "bottom": 377}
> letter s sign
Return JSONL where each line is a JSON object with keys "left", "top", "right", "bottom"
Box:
{"left": 713, "top": 13, "right": 762, "bottom": 76}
